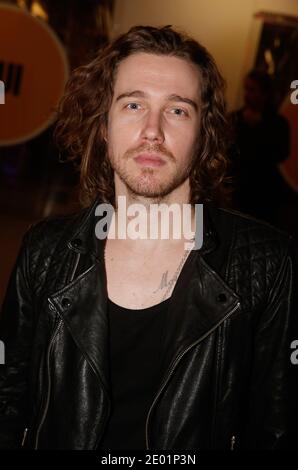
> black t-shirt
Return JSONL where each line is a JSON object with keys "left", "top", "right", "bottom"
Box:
{"left": 100, "top": 297, "right": 171, "bottom": 450}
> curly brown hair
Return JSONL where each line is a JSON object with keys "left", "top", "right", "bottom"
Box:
{"left": 54, "top": 25, "right": 232, "bottom": 207}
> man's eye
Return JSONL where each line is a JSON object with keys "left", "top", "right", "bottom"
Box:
{"left": 125, "top": 103, "right": 141, "bottom": 110}
{"left": 171, "top": 108, "right": 188, "bottom": 116}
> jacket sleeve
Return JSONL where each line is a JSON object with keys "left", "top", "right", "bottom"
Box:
{"left": 0, "top": 228, "right": 35, "bottom": 449}
{"left": 242, "top": 238, "right": 298, "bottom": 449}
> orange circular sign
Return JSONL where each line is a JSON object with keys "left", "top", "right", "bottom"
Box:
{"left": 0, "top": 4, "right": 69, "bottom": 146}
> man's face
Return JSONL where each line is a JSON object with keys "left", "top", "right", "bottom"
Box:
{"left": 244, "top": 77, "right": 265, "bottom": 110}
{"left": 106, "top": 53, "right": 201, "bottom": 199}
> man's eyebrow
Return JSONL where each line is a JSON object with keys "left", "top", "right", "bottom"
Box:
{"left": 115, "top": 90, "right": 198, "bottom": 112}
{"left": 115, "top": 90, "right": 146, "bottom": 102}
{"left": 167, "top": 94, "right": 198, "bottom": 112}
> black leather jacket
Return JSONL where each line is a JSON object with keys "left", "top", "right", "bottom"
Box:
{"left": 0, "top": 199, "right": 297, "bottom": 450}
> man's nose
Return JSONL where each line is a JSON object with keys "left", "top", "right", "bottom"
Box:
{"left": 140, "top": 110, "right": 165, "bottom": 144}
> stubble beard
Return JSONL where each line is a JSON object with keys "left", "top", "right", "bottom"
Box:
{"left": 109, "top": 152, "right": 194, "bottom": 202}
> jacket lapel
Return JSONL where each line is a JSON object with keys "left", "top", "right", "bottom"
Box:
{"left": 48, "top": 199, "right": 110, "bottom": 392}
{"left": 157, "top": 203, "right": 240, "bottom": 380}
{"left": 158, "top": 249, "right": 240, "bottom": 381}
{"left": 49, "top": 258, "right": 110, "bottom": 392}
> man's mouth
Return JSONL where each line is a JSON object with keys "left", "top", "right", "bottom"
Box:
{"left": 134, "top": 153, "right": 166, "bottom": 167}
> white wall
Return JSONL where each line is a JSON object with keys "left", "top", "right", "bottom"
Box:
{"left": 112, "top": 0, "right": 298, "bottom": 110}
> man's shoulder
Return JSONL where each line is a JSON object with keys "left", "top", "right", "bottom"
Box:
{"left": 26, "top": 205, "right": 90, "bottom": 241}
{"left": 205, "top": 206, "right": 295, "bottom": 304}
{"left": 22, "top": 201, "right": 97, "bottom": 260}
{"left": 208, "top": 205, "right": 292, "bottom": 256}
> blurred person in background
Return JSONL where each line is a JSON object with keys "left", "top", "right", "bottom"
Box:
{"left": 0, "top": 25, "right": 297, "bottom": 451}
{"left": 230, "top": 69, "right": 290, "bottom": 224}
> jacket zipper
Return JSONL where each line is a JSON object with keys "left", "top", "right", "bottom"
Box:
{"left": 21, "top": 427, "right": 29, "bottom": 447}
{"left": 94, "top": 395, "right": 111, "bottom": 450}
{"left": 145, "top": 300, "right": 240, "bottom": 449}
{"left": 33, "top": 313, "right": 111, "bottom": 450}
{"left": 34, "top": 313, "right": 63, "bottom": 449}
{"left": 230, "top": 435, "right": 236, "bottom": 450}
{"left": 70, "top": 253, "right": 80, "bottom": 281}
{"left": 34, "top": 252, "right": 80, "bottom": 447}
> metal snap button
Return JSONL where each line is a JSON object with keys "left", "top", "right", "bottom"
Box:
{"left": 72, "top": 238, "right": 82, "bottom": 248}
{"left": 61, "top": 298, "right": 71, "bottom": 309}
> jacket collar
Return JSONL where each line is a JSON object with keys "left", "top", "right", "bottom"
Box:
{"left": 50, "top": 198, "right": 240, "bottom": 392}
{"left": 66, "top": 197, "right": 218, "bottom": 259}
{"left": 66, "top": 197, "right": 105, "bottom": 260}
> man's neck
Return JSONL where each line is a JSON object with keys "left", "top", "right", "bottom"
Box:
{"left": 107, "top": 180, "right": 196, "bottom": 253}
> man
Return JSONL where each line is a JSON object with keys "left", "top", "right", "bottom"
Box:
{"left": 230, "top": 69, "right": 290, "bottom": 224}
{"left": 0, "top": 25, "right": 297, "bottom": 450}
